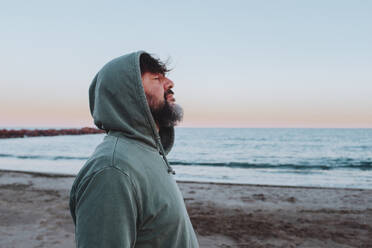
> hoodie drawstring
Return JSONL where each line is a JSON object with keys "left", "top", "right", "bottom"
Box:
{"left": 156, "top": 137, "right": 176, "bottom": 175}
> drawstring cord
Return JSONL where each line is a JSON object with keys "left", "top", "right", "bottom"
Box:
{"left": 156, "top": 137, "right": 176, "bottom": 175}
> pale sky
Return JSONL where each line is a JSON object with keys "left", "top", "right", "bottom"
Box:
{"left": 1, "top": 0, "right": 371, "bottom": 128}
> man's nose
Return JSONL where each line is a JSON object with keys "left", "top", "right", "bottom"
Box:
{"left": 164, "top": 78, "right": 174, "bottom": 89}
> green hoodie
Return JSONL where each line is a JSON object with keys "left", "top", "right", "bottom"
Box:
{"left": 69, "top": 51, "right": 199, "bottom": 248}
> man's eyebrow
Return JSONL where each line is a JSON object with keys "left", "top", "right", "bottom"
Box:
{"left": 155, "top": 73, "right": 165, "bottom": 78}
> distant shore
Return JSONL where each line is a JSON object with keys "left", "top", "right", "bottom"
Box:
{"left": 1, "top": 170, "right": 371, "bottom": 247}
{"left": 0, "top": 127, "right": 105, "bottom": 139}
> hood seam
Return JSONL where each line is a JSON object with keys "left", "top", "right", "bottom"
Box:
{"left": 133, "top": 51, "right": 175, "bottom": 174}
{"left": 133, "top": 51, "right": 161, "bottom": 152}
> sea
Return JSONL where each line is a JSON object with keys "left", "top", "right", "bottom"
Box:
{"left": 0, "top": 128, "right": 371, "bottom": 189}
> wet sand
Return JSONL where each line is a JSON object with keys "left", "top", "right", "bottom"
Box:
{"left": 0, "top": 170, "right": 371, "bottom": 248}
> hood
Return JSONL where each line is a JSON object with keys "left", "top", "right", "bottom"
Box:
{"left": 89, "top": 51, "right": 174, "bottom": 155}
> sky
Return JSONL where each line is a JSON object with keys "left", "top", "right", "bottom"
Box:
{"left": 1, "top": 0, "right": 371, "bottom": 128}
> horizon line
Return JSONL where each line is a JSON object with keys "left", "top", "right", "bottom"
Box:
{"left": 1, "top": 125, "right": 371, "bottom": 130}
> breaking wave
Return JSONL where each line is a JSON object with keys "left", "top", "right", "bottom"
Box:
{"left": 1, "top": 153, "right": 371, "bottom": 170}
{"left": 169, "top": 160, "right": 372, "bottom": 170}
{"left": 0, "top": 153, "right": 89, "bottom": 161}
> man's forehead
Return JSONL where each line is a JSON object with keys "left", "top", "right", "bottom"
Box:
{"left": 145, "top": 72, "right": 165, "bottom": 77}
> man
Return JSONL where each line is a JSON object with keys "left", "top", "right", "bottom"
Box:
{"left": 69, "top": 51, "right": 199, "bottom": 247}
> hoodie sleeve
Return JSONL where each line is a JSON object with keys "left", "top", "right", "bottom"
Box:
{"left": 74, "top": 167, "right": 138, "bottom": 248}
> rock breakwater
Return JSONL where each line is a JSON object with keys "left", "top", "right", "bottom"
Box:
{"left": 0, "top": 127, "right": 105, "bottom": 139}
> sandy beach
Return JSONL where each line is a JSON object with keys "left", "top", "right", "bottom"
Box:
{"left": 0, "top": 170, "right": 371, "bottom": 248}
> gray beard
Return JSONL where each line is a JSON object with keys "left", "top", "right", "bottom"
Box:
{"left": 147, "top": 94, "right": 183, "bottom": 128}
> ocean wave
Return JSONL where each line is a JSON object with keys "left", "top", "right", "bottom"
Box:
{"left": 169, "top": 160, "right": 372, "bottom": 170}
{"left": 0, "top": 153, "right": 371, "bottom": 170}
{"left": 0, "top": 153, "right": 89, "bottom": 160}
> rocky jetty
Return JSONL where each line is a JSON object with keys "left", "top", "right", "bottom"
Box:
{"left": 0, "top": 127, "right": 105, "bottom": 139}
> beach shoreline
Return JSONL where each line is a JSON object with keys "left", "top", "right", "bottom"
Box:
{"left": 0, "top": 170, "right": 371, "bottom": 247}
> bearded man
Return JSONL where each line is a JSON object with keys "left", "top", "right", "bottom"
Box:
{"left": 69, "top": 52, "right": 199, "bottom": 248}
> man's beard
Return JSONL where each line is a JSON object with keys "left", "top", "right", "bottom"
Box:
{"left": 147, "top": 92, "right": 183, "bottom": 128}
